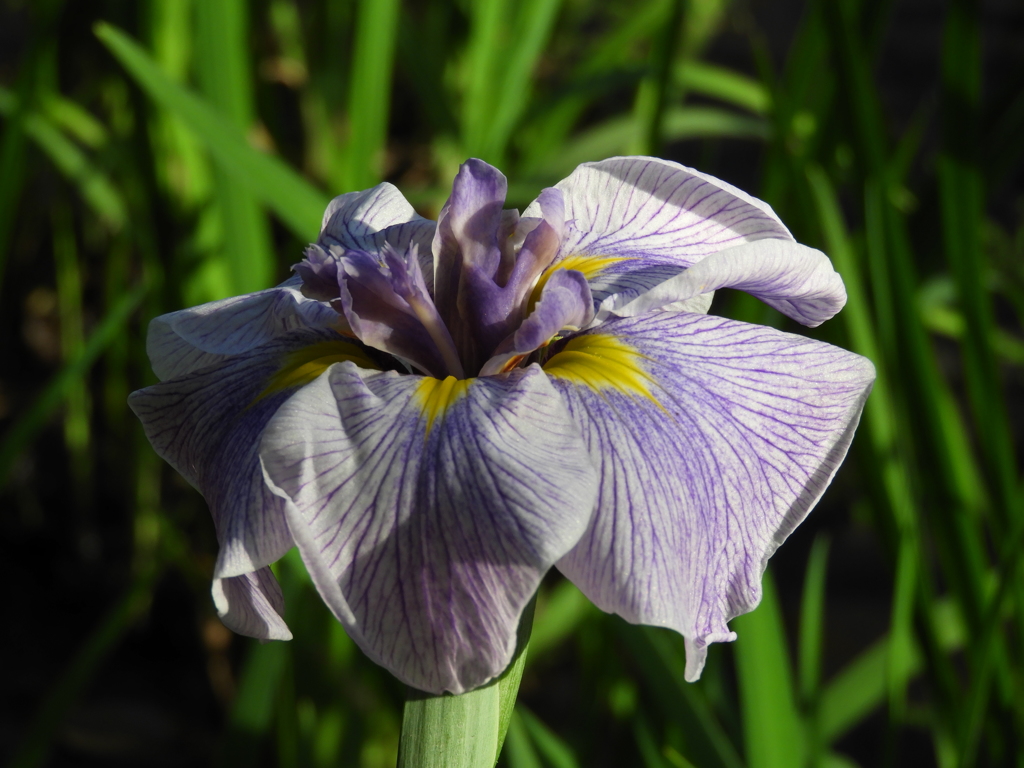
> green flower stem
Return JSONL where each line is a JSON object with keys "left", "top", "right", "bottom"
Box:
{"left": 397, "top": 597, "right": 536, "bottom": 768}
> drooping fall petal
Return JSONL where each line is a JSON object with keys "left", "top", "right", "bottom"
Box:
{"left": 259, "top": 363, "right": 598, "bottom": 694}
{"left": 136, "top": 328, "right": 385, "bottom": 578}
{"left": 131, "top": 330, "right": 348, "bottom": 580}
{"left": 544, "top": 313, "right": 874, "bottom": 681}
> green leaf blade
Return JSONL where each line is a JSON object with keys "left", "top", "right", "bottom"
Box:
{"left": 733, "top": 571, "right": 804, "bottom": 768}
{"left": 95, "top": 22, "right": 328, "bottom": 243}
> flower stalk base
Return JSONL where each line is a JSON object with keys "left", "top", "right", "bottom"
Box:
{"left": 396, "top": 599, "right": 535, "bottom": 768}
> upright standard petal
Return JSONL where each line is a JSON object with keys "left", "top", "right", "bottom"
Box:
{"left": 432, "top": 159, "right": 512, "bottom": 370}
{"left": 432, "top": 160, "right": 508, "bottom": 318}
{"left": 544, "top": 314, "right": 874, "bottom": 680}
{"left": 259, "top": 364, "right": 598, "bottom": 694}
{"left": 600, "top": 238, "right": 848, "bottom": 328}
{"left": 294, "top": 243, "right": 345, "bottom": 303}
{"left": 317, "top": 183, "right": 436, "bottom": 295}
{"left": 497, "top": 188, "right": 565, "bottom": 308}
{"left": 465, "top": 187, "right": 567, "bottom": 356}
{"left": 479, "top": 269, "right": 594, "bottom": 376}
{"left": 335, "top": 246, "right": 463, "bottom": 378}
{"left": 147, "top": 283, "right": 341, "bottom": 381}
{"left": 525, "top": 156, "right": 793, "bottom": 303}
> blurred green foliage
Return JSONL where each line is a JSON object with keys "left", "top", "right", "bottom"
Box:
{"left": 2, "top": 0, "right": 1023, "bottom": 766}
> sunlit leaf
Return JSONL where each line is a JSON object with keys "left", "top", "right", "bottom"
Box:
{"left": 733, "top": 571, "right": 804, "bottom": 768}
{"left": 95, "top": 22, "right": 328, "bottom": 241}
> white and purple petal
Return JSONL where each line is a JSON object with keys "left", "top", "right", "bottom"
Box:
{"left": 545, "top": 313, "right": 874, "bottom": 680}
{"left": 600, "top": 238, "right": 847, "bottom": 328}
{"left": 147, "top": 283, "right": 341, "bottom": 381}
{"left": 259, "top": 364, "right": 598, "bottom": 694}
{"left": 320, "top": 182, "right": 433, "bottom": 252}
{"left": 130, "top": 330, "right": 353, "bottom": 641}
{"left": 527, "top": 156, "right": 793, "bottom": 303}
{"left": 130, "top": 329, "right": 340, "bottom": 581}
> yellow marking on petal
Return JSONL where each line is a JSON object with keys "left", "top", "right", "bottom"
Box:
{"left": 543, "top": 333, "right": 661, "bottom": 406}
{"left": 414, "top": 375, "right": 472, "bottom": 435}
{"left": 254, "top": 341, "right": 379, "bottom": 404}
{"left": 526, "top": 254, "right": 632, "bottom": 314}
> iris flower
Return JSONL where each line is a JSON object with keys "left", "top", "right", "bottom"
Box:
{"left": 130, "top": 157, "right": 874, "bottom": 695}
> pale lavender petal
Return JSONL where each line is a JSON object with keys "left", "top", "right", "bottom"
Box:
{"left": 301, "top": 232, "right": 437, "bottom": 301}
{"left": 433, "top": 159, "right": 508, "bottom": 288}
{"left": 317, "top": 183, "right": 436, "bottom": 295}
{"left": 600, "top": 239, "right": 847, "bottom": 328}
{"left": 547, "top": 314, "right": 874, "bottom": 680}
{"left": 525, "top": 156, "right": 793, "bottom": 302}
{"left": 380, "top": 220, "right": 439, "bottom": 295}
{"left": 432, "top": 160, "right": 509, "bottom": 364}
{"left": 465, "top": 188, "right": 567, "bottom": 355}
{"left": 340, "top": 220, "right": 439, "bottom": 295}
{"left": 379, "top": 244, "right": 463, "bottom": 377}
{"left": 212, "top": 567, "right": 292, "bottom": 641}
{"left": 339, "top": 249, "right": 410, "bottom": 311}
{"left": 500, "top": 188, "right": 565, "bottom": 302}
{"left": 259, "top": 364, "right": 598, "bottom": 694}
{"left": 495, "top": 208, "right": 523, "bottom": 285}
{"left": 294, "top": 243, "right": 343, "bottom": 302}
{"left": 129, "top": 329, "right": 339, "bottom": 579}
{"left": 583, "top": 262, "right": 716, "bottom": 311}
{"left": 479, "top": 270, "right": 594, "bottom": 376}
{"left": 336, "top": 248, "right": 456, "bottom": 377}
{"left": 661, "top": 291, "right": 715, "bottom": 316}
{"left": 381, "top": 242, "right": 433, "bottom": 308}
{"left": 147, "top": 284, "right": 340, "bottom": 381}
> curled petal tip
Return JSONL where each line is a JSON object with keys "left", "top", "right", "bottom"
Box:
{"left": 213, "top": 568, "right": 292, "bottom": 642}
{"left": 606, "top": 240, "right": 848, "bottom": 328}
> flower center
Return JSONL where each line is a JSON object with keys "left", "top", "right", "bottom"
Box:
{"left": 292, "top": 162, "right": 622, "bottom": 383}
